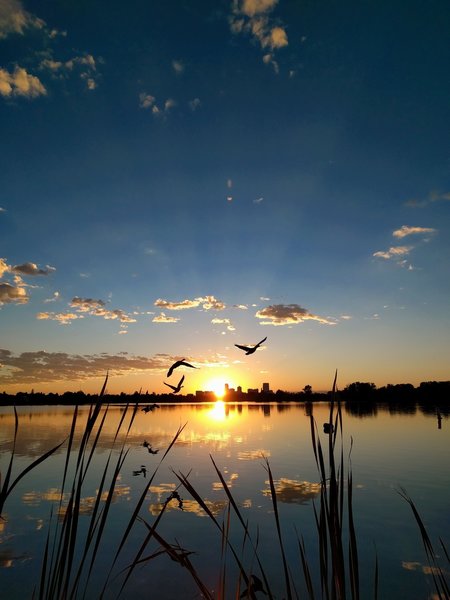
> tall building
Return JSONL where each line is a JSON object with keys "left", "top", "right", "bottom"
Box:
{"left": 262, "top": 382, "right": 270, "bottom": 393}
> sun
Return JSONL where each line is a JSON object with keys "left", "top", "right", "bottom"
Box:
{"left": 204, "top": 378, "right": 226, "bottom": 398}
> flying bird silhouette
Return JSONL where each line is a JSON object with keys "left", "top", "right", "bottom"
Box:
{"left": 167, "top": 358, "right": 197, "bottom": 378}
{"left": 164, "top": 374, "right": 185, "bottom": 394}
{"left": 235, "top": 337, "right": 267, "bottom": 355}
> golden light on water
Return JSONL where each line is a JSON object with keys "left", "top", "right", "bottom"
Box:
{"left": 208, "top": 400, "right": 226, "bottom": 421}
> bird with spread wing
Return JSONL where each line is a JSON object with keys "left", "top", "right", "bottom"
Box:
{"left": 164, "top": 374, "right": 185, "bottom": 393}
{"left": 235, "top": 337, "right": 267, "bottom": 355}
{"left": 167, "top": 358, "right": 197, "bottom": 378}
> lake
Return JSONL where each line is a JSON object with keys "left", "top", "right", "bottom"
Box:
{"left": 0, "top": 401, "right": 448, "bottom": 599}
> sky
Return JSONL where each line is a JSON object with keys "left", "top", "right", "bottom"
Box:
{"left": 0, "top": 0, "right": 449, "bottom": 395}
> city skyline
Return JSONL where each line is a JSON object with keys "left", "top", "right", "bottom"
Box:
{"left": 1, "top": 1, "right": 449, "bottom": 395}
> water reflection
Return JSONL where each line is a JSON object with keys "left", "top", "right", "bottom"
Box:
{"left": 1, "top": 401, "right": 449, "bottom": 600}
{"left": 262, "top": 479, "right": 321, "bottom": 505}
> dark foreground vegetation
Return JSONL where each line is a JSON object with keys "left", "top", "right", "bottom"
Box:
{"left": 1, "top": 373, "right": 449, "bottom": 599}
{"left": 1, "top": 380, "right": 450, "bottom": 407}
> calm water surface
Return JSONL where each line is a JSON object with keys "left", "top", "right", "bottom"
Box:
{"left": 0, "top": 401, "right": 448, "bottom": 599}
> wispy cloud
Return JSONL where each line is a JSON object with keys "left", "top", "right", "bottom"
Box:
{"left": 404, "top": 190, "right": 450, "bottom": 208}
{"left": 230, "top": 0, "right": 288, "bottom": 70}
{"left": 392, "top": 225, "right": 437, "bottom": 239}
{"left": 0, "top": 66, "right": 46, "bottom": 98}
{"left": 0, "top": 348, "right": 174, "bottom": 384}
{"left": 211, "top": 318, "right": 231, "bottom": 324}
{"left": 373, "top": 245, "right": 414, "bottom": 260}
{"left": 256, "top": 303, "right": 335, "bottom": 326}
{"left": 44, "top": 291, "right": 60, "bottom": 303}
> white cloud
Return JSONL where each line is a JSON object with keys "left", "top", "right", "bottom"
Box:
{"left": 373, "top": 246, "right": 413, "bottom": 260}
{"left": 392, "top": 225, "right": 437, "bottom": 239}
{"left": 152, "top": 313, "right": 180, "bottom": 323}
{"left": 0, "top": 66, "right": 46, "bottom": 98}
{"left": 255, "top": 303, "right": 335, "bottom": 326}
{"left": 211, "top": 318, "right": 231, "bottom": 324}
{"left": 0, "top": 207, "right": 6, "bottom": 213}
{"left": 0, "top": 282, "right": 28, "bottom": 305}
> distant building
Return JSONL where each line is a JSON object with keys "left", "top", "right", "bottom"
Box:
{"left": 247, "top": 388, "right": 258, "bottom": 394}
{"left": 262, "top": 382, "right": 271, "bottom": 393}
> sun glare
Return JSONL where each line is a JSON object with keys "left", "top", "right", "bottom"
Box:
{"left": 208, "top": 399, "right": 226, "bottom": 421}
{"left": 204, "top": 378, "right": 226, "bottom": 398}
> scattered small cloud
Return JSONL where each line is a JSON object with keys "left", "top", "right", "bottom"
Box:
{"left": 0, "top": 66, "right": 46, "bottom": 98}
{"left": 392, "top": 225, "right": 437, "bottom": 239}
{"left": 255, "top": 303, "right": 335, "bottom": 326}
{"left": 11, "top": 262, "right": 55, "bottom": 276}
{"left": 172, "top": 59, "right": 184, "bottom": 74}
{"left": 0, "top": 282, "right": 28, "bottom": 305}
{"left": 155, "top": 295, "right": 226, "bottom": 311}
{"left": 211, "top": 318, "right": 231, "bottom": 324}
{"left": 233, "top": 304, "right": 248, "bottom": 310}
{"left": 404, "top": 190, "right": 450, "bottom": 208}
{"left": 139, "top": 93, "right": 156, "bottom": 109}
{"left": 253, "top": 197, "right": 264, "bottom": 204}
{"left": 164, "top": 98, "right": 176, "bottom": 111}
{"left": 36, "top": 311, "right": 82, "bottom": 325}
{"left": 230, "top": 0, "right": 288, "bottom": 70}
{"left": 373, "top": 246, "right": 413, "bottom": 260}
{"left": 0, "top": 0, "right": 45, "bottom": 39}
{"left": 70, "top": 297, "right": 105, "bottom": 312}
{"left": 44, "top": 291, "right": 60, "bottom": 303}
{"left": 152, "top": 313, "right": 180, "bottom": 323}
{"left": 0, "top": 207, "right": 6, "bottom": 213}
{"left": 188, "top": 97, "right": 201, "bottom": 111}
{"left": 139, "top": 93, "right": 177, "bottom": 117}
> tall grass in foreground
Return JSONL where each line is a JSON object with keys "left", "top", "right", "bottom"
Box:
{"left": 34, "top": 374, "right": 187, "bottom": 600}
{"left": 168, "top": 371, "right": 368, "bottom": 599}
{"left": 2, "top": 372, "right": 449, "bottom": 599}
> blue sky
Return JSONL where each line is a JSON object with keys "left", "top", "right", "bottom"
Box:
{"left": 1, "top": 0, "right": 449, "bottom": 394}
